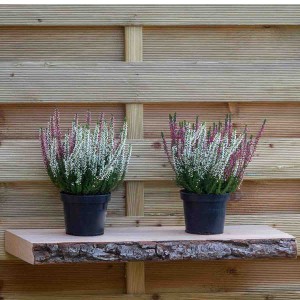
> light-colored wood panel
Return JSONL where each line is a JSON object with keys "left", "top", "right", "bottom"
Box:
{"left": 0, "top": 182, "right": 125, "bottom": 217}
{"left": 0, "top": 260, "right": 125, "bottom": 295}
{"left": 1, "top": 61, "right": 300, "bottom": 103}
{"left": 1, "top": 138, "right": 299, "bottom": 181}
{"left": 0, "top": 26, "right": 124, "bottom": 61}
{"left": 126, "top": 182, "right": 144, "bottom": 216}
{"left": 1, "top": 214, "right": 300, "bottom": 260}
{"left": 126, "top": 104, "right": 143, "bottom": 140}
{"left": 126, "top": 262, "right": 145, "bottom": 294}
{"left": 144, "top": 26, "right": 300, "bottom": 61}
{"left": 0, "top": 103, "right": 125, "bottom": 139}
{"left": 145, "top": 259, "right": 300, "bottom": 293}
{"left": 0, "top": 6, "right": 300, "bottom": 25}
{"left": 144, "top": 180, "right": 300, "bottom": 216}
{"left": 125, "top": 27, "right": 143, "bottom": 62}
{"left": 124, "top": 25, "right": 145, "bottom": 295}
{"left": 144, "top": 102, "right": 300, "bottom": 138}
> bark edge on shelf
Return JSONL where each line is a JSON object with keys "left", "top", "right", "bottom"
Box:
{"left": 5, "top": 225, "right": 297, "bottom": 264}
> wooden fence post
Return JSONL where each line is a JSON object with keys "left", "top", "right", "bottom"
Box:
{"left": 124, "top": 26, "right": 145, "bottom": 294}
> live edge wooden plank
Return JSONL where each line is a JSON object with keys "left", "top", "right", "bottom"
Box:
{"left": 0, "top": 5, "right": 300, "bottom": 25}
{"left": 2, "top": 213, "right": 300, "bottom": 260}
{"left": 1, "top": 138, "right": 299, "bottom": 182}
{"left": 1, "top": 61, "right": 300, "bottom": 103}
{"left": 4, "top": 226, "right": 297, "bottom": 264}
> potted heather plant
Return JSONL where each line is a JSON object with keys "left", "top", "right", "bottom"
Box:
{"left": 40, "top": 110, "right": 132, "bottom": 236}
{"left": 162, "top": 114, "right": 265, "bottom": 235}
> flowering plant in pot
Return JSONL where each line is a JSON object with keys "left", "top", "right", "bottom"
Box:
{"left": 40, "top": 110, "right": 132, "bottom": 236}
{"left": 162, "top": 114, "right": 265, "bottom": 235}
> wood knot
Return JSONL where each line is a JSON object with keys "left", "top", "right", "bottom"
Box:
{"left": 37, "top": 18, "right": 43, "bottom": 23}
{"left": 269, "top": 143, "right": 274, "bottom": 148}
{"left": 226, "top": 268, "right": 237, "bottom": 275}
{"left": 10, "top": 73, "right": 14, "bottom": 78}
{"left": 152, "top": 293, "right": 160, "bottom": 300}
{"left": 152, "top": 142, "right": 162, "bottom": 150}
{"left": 230, "top": 193, "right": 242, "bottom": 201}
{"left": 265, "top": 295, "right": 274, "bottom": 300}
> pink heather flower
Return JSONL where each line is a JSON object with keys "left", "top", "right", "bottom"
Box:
{"left": 53, "top": 108, "right": 64, "bottom": 159}
{"left": 69, "top": 113, "right": 78, "bottom": 154}
{"left": 86, "top": 111, "right": 92, "bottom": 127}
{"left": 39, "top": 128, "right": 49, "bottom": 167}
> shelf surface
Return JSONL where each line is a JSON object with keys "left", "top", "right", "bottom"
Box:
{"left": 5, "top": 225, "right": 297, "bottom": 264}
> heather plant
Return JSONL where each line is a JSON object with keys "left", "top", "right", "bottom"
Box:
{"left": 162, "top": 114, "right": 265, "bottom": 195}
{"left": 40, "top": 110, "right": 132, "bottom": 195}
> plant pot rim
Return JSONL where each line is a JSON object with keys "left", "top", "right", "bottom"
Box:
{"left": 60, "top": 192, "right": 111, "bottom": 196}
{"left": 60, "top": 192, "right": 111, "bottom": 204}
{"left": 180, "top": 190, "right": 230, "bottom": 203}
{"left": 180, "top": 189, "right": 230, "bottom": 196}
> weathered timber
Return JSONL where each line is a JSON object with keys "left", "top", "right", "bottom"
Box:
{"left": 5, "top": 226, "right": 296, "bottom": 264}
{"left": 1, "top": 61, "right": 300, "bottom": 103}
{"left": 1, "top": 138, "right": 299, "bottom": 181}
{"left": 0, "top": 5, "right": 300, "bottom": 26}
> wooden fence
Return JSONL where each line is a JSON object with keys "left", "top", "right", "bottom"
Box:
{"left": 0, "top": 5, "right": 300, "bottom": 299}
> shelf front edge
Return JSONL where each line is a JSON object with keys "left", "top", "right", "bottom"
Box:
{"left": 5, "top": 226, "right": 297, "bottom": 264}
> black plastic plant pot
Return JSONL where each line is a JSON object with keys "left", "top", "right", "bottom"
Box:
{"left": 180, "top": 190, "right": 230, "bottom": 235}
{"left": 60, "top": 192, "right": 111, "bottom": 236}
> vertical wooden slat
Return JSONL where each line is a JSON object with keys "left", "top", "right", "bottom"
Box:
{"left": 124, "top": 26, "right": 145, "bottom": 294}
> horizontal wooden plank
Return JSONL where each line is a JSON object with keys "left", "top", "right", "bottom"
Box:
{"left": 2, "top": 291, "right": 300, "bottom": 300}
{"left": 0, "top": 6, "right": 300, "bottom": 26}
{"left": 145, "top": 180, "right": 300, "bottom": 216}
{"left": 0, "top": 61, "right": 300, "bottom": 103}
{"left": 0, "top": 260, "right": 125, "bottom": 296}
{"left": 0, "top": 26, "right": 124, "bottom": 62}
{"left": 144, "top": 102, "right": 300, "bottom": 138}
{"left": 144, "top": 26, "right": 300, "bottom": 61}
{"left": 1, "top": 214, "right": 300, "bottom": 260}
{"left": 2, "top": 180, "right": 298, "bottom": 220}
{"left": 0, "top": 103, "right": 125, "bottom": 139}
{"left": 0, "top": 138, "right": 299, "bottom": 181}
{"left": 6, "top": 226, "right": 295, "bottom": 264}
{"left": 146, "top": 259, "right": 300, "bottom": 293}
{"left": 1, "top": 102, "right": 299, "bottom": 139}
{"left": 0, "top": 182, "right": 125, "bottom": 218}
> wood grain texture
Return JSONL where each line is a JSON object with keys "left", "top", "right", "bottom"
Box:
{"left": 144, "top": 26, "right": 300, "bottom": 61}
{"left": 124, "top": 25, "right": 145, "bottom": 295}
{"left": 126, "top": 262, "right": 145, "bottom": 294}
{"left": 2, "top": 214, "right": 300, "bottom": 260}
{"left": 0, "top": 26, "right": 124, "bottom": 61}
{"left": 146, "top": 259, "right": 300, "bottom": 293}
{"left": 126, "top": 104, "right": 143, "bottom": 139}
{"left": 1, "top": 61, "right": 300, "bottom": 103}
{"left": 5, "top": 226, "right": 296, "bottom": 264}
{"left": 1, "top": 180, "right": 299, "bottom": 219}
{"left": 0, "top": 260, "right": 125, "bottom": 296}
{"left": 0, "top": 182, "right": 125, "bottom": 217}
{"left": 0, "top": 103, "right": 125, "bottom": 140}
{"left": 125, "top": 27, "right": 143, "bottom": 62}
{"left": 126, "top": 182, "right": 144, "bottom": 216}
{"left": 0, "top": 6, "right": 300, "bottom": 25}
{"left": 144, "top": 180, "right": 300, "bottom": 216}
{"left": 2, "top": 291, "right": 300, "bottom": 300}
{"left": 144, "top": 102, "right": 300, "bottom": 138}
{"left": 1, "top": 138, "right": 299, "bottom": 181}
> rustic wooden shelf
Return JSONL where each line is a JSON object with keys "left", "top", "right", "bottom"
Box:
{"left": 5, "top": 225, "right": 296, "bottom": 265}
